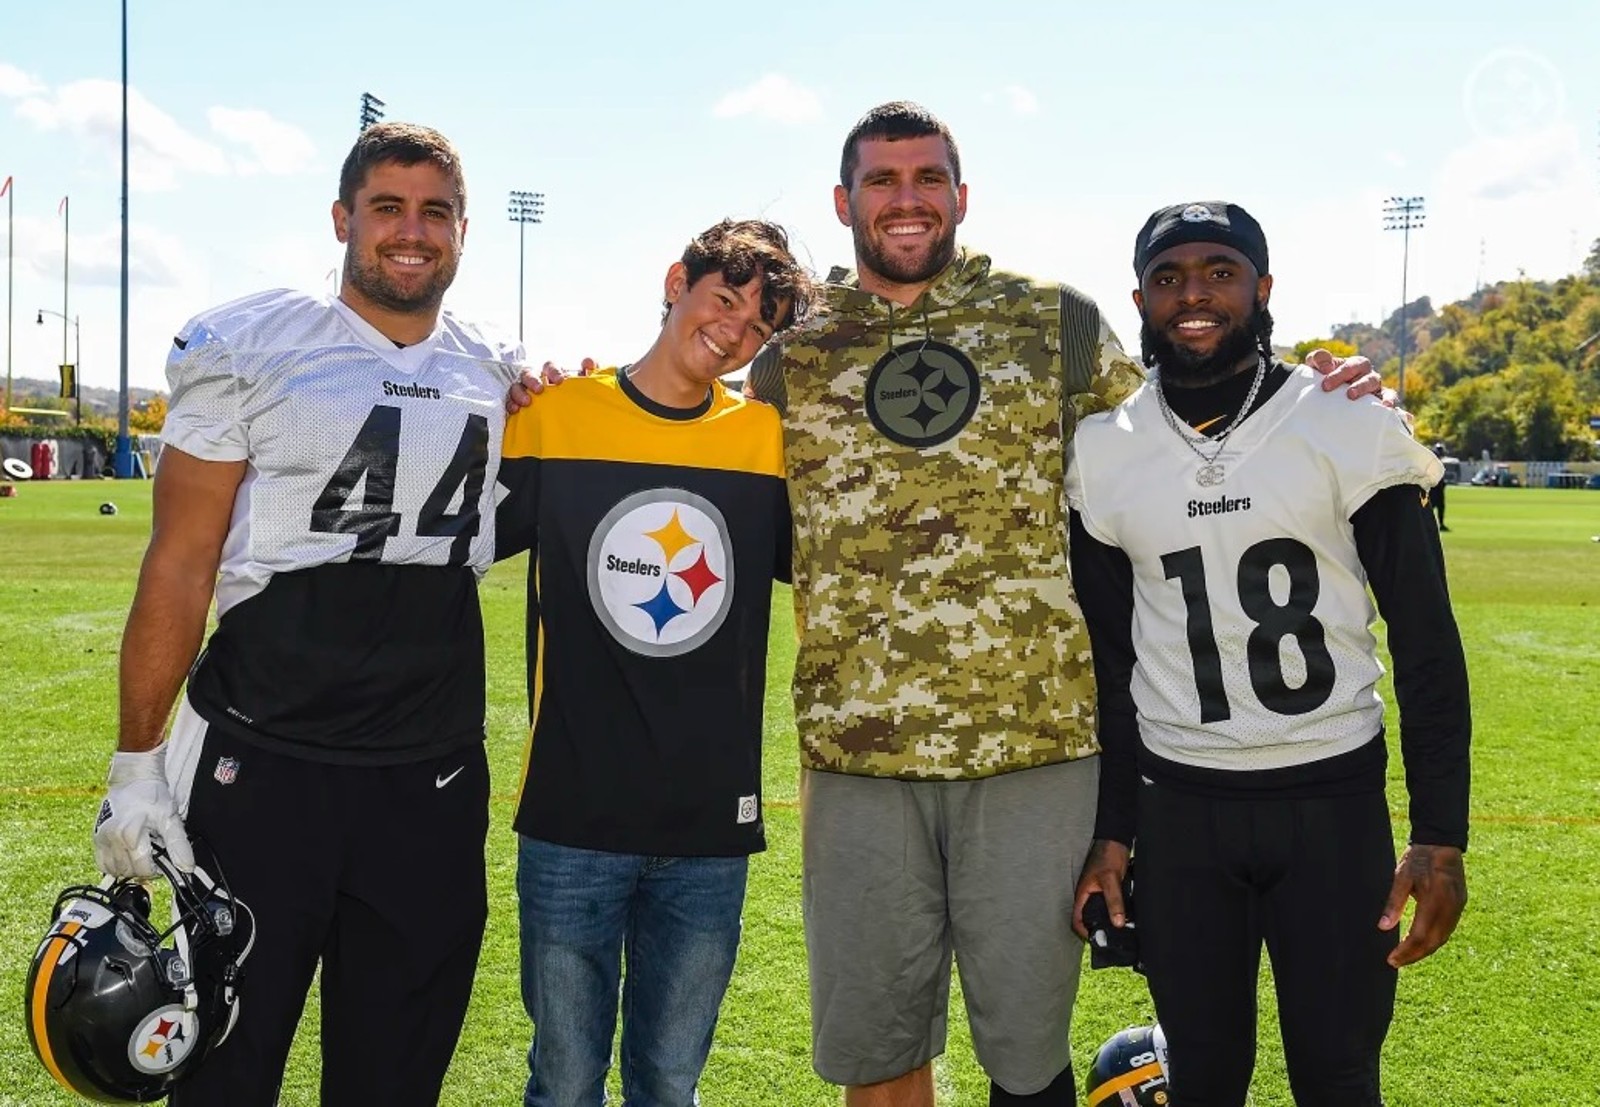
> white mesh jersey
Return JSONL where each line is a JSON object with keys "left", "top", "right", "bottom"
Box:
{"left": 160, "top": 289, "right": 525, "bottom": 763}
{"left": 1066, "top": 365, "right": 1443, "bottom": 772}
{"left": 163, "top": 289, "right": 522, "bottom": 612}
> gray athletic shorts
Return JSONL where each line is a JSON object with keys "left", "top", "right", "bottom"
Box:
{"left": 800, "top": 758, "right": 1098, "bottom": 1093}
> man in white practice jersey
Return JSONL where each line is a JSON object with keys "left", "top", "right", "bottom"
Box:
{"left": 92, "top": 122, "right": 523, "bottom": 1106}
{"left": 1069, "top": 201, "right": 1469, "bottom": 1106}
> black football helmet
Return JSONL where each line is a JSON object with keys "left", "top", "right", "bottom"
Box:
{"left": 24, "top": 844, "right": 254, "bottom": 1103}
{"left": 1086, "top": 1023, "right": 1170, "bottom": 1107}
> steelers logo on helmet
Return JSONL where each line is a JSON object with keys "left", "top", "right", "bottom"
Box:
{"left": 588, "top": 488, "right": 734, "bottom": 658}
{"left": 865, "top": 339, "right": 981, "bottom": 447}
{"left": 127, "top": 1005, "right": 198, "bottom": 1073}
{"left": 1086, "top": 1023, "right": 1170, "bottom": 1107}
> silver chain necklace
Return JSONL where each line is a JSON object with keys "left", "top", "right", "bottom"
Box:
{"left": 1153, "top": 354, "right": 1269, "bottom": 487}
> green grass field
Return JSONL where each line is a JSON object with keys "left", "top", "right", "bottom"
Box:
{"left": 1, "top": 481, "right": 1597, "bottom": 1105}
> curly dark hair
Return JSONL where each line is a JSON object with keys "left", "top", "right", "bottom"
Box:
{"left": 668, "top": 219, "right": 817, "bottom": 333}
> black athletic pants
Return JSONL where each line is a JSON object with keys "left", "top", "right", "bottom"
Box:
{"left": 170, "top": 723, "right": 490, "bottom": 1107}
{"left": 1137, "top": 778, "right": 1398, "bottom": 1107}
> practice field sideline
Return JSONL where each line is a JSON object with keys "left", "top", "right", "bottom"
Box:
{"left": 1, "top": 482, "right": 1596, "bottom": 1105}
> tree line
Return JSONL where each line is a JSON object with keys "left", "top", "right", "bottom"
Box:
{"left": 1293, "top": 241, "right": 1600, "bottom": 462}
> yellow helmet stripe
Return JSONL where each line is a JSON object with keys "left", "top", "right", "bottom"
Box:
{"left": 28, "top": 921, "right": 83, "bottom": 1091}
{"left": 1088, "top": 1059, "right": 1166, "bottom": 1103}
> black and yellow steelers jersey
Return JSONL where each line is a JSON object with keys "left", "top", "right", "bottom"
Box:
{"left": 497, "top": 368, "right": 790, "bottom": 856}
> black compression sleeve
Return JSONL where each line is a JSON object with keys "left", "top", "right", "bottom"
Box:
{"left": 1351, "top": 484, "right": 1471, "bottom": 849}
{"left": 745, "top": 343, "right": 786, "bottom": 414}
{"left": 1070, "top": 510, "right": 1140, "bottom": 845}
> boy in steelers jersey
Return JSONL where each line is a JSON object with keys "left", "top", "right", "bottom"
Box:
{"left": 497, "top": 219, "right": 815, "bottom": 1107}
{"left": 1068, "top": 202, "right": 1470, "bottom": 1106}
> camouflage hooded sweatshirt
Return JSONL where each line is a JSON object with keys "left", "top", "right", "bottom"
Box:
{"left": 747, "top": 248, "right": 1147, "bottom": 779}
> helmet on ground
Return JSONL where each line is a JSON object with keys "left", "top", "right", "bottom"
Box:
{"left": 24, "top": 844, "right": 253, "bottom": 1103}
{"left": 1086, "top": 1023, "right": 1170, "bottom": 1106}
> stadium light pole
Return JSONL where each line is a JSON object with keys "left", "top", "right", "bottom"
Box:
{"left": 37, "top": 309, "right": 81, "bottom": 424}
{"left": 3, "top": 174, "right": 12, "bottom": 411}
{"left": 507, "top": 190, "right": 545, "bottom": 343}
{"left": 114, "top": 0, "right": 133, "bottom": 478}
{"left": 1382, "top": 196, "right": 1425, "bottom": 409}
{"left": 359, "top": 92, "right": 386, "bottom": 132}
{"left": 58, "top": 194, "right": 69, "bottom": 391}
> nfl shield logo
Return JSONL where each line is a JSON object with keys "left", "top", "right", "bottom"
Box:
{"left": 213, "top": 757, "right": 239, "bottom": 785}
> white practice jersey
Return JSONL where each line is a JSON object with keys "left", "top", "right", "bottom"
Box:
{"left": 162, "top": 289, "right": 522, "bottom": 616}
{"left": 1066, "top": 365, "right": 1442, "bottom": 772}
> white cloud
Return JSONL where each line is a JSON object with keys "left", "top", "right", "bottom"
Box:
{"left": 1426, "top": 124, "right": 1599, "bottom": 296}
{"left": 0, "top": 214, "right": 196, "bottom": 289}
{"left": 979, "top": 85, "right": 1040, "bottom": 116}
{"left": 0, "top": 62, "right": 45, "bottom": 98}
{"left": 208, "top": 107, "right": 318, "bottom": 176}
{"left": 6, "top": 74, "right": 316, "bottom": 189}
{"left": 1002, "top": 84, "right": 1039, "bottom": 116}
{"left": 15, "top": 78, "right": 229, "bottom": 190}
{"left": 1438, "top": 123, "right": 1580, "bottom": 202}
{"left": 712, "top": 74, "right": 823, "bottom": 126}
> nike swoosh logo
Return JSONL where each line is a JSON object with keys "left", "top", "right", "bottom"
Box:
{"left": 436, "top": 767, "right": 465, "bottom": 789}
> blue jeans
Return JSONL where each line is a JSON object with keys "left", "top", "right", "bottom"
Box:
{"left": 517, "top": 835, "right": 749, "bottom": 1107}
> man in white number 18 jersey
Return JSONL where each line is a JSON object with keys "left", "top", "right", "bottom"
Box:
{"left": 91, "top": 122, "right": 522, "bottom": 1105}
{"left": 1067, "top": 202, "right": 1470, "bottom": 1106}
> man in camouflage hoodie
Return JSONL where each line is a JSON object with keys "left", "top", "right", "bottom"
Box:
{"left": 745, "top": 101, "right": 1144, "bottom": 1107}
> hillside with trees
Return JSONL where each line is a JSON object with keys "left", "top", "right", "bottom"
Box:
{"left": 1, "top": 376, "right": 168, "bottom": 440}
{"left": 1294, "top": 241, "right": 1600, "bottom": 462}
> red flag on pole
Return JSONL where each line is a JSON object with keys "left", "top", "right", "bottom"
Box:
{"left": 58, "top": 195, "right": 68, "bottom": 215}
{"left": 0, "top": 176, "right": 11, "bottom": 198}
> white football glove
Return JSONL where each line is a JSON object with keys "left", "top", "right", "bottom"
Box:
{"left": 93, "top": 744, "right": 195, "bottom": 879}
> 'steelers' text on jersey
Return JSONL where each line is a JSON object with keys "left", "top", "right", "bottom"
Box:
{"left": 1066, "top": 365, "right": 1442, "bottom": 772}
{"left": 498, "top": 370, "right": 790, "bottom": 857}
{"left": 162, "top": 289, "right": 523, "bottom": 764}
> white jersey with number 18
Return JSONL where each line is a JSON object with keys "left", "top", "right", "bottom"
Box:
{"left": 1066, "top": 365, "right": 1442, "bottom": 773}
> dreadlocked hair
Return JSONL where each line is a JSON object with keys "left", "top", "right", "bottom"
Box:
{"left": 1253, "top": 304, "right": 1276, "bottom": 365}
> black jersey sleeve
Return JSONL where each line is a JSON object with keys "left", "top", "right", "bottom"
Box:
{"left": 1070, "top": 509, "right": 1140, "bottom": 846}
{"left": 775, "top": 482, "right": 794, "bottom": 586}
{"left": 746, "top": 343, "right": 786, "bottom": 415}
{"left": 1352, "top": 484, "right": 1471, "bottom": 850}
{"left": 497, "top": 410, "right": 542, "bottom": 560}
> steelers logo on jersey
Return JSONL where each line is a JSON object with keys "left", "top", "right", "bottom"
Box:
{"left": 587, "top": 489, "right": 735, "bottom": 658}
{"left": 127, "top": 1005, "right": 196, "bottom": 1073}
{"left": 865, "top": 339, "right": 981, "bottom": 447}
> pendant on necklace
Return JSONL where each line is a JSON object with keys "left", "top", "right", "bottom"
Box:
{"left": 1195, "top": 464, "right": 1226, "bottom": 487}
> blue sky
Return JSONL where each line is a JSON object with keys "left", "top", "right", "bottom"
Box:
{"left": 1, "top": 0, "right": 1595, "bottom": 392}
